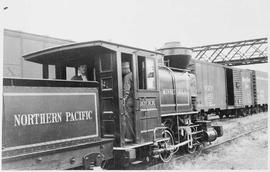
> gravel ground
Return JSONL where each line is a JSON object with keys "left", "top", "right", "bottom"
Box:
{"left": 211, "top": 112, "right": 267, "bottom": 145}
{"left": 147, "top": 112, "right": 268, "bottom": 170}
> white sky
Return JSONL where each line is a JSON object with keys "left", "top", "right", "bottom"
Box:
{"left": 1, "top": 0, "right": 270, "bottom": 71}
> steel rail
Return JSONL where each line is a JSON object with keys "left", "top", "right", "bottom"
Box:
{"left": 173, "top": 125, "right": 267, "bottom": 162}
{"left": 204, "top": 126, "right": 267, "bottom": 150}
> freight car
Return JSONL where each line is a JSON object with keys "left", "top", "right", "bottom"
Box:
{"left": 2, "top": 40, "right": 223, "bottom": 169}
{"left": 3, "top": 29, "right": 74, "bottom": 78}
{"left": 253, "top": 70, "right": 268, "bottom": 112}
{"left": 186, "top": 56, "right": 268, "bottom": 119}
{"left": 188, "top": 59, "right": 227, "bottom": 119}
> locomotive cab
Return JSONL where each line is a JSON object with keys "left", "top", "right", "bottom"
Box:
{"left": 23, "top": 41, "right": 168, "bottom": 160}
{"left": 21, "top": 41, "right": 171, "bottom": 168}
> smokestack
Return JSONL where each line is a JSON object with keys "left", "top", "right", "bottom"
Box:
{"left": 158, "top": 42, "right": 192, "bottom": 69}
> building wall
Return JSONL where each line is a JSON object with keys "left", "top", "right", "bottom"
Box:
{"left": 3, "top": 29, "right": 74, "bottom": 78}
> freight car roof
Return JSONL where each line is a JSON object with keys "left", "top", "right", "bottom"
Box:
{"left": 190, "top": 59, "right": 255, "bottom": 72}
{"left": 23, "top": 40, "right": 163, "bottom": 64}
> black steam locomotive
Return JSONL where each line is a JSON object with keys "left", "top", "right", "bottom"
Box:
{"left": 2, "top": 40, "right": 265, "bottom": 170}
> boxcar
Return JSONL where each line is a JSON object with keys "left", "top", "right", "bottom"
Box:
{"left": 240, "top": 69, "right": 254, "bottom": 107}
{"left": 253, "top": 70, "right": 268, "bottom": 111}
{"left": 190, "top": 59, "right": 227, "bottom": 117}
{"left": 188, "top": 59, "right": 266, "bottom": 119}
{"left": 3, "top": 29, "right": 74, "bottom": 78}
{"left": 223, "top": 67, "right": 254, "bottom": 117}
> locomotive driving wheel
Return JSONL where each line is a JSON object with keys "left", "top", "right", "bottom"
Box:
{"left": 186, "top": 143, "right": 200, "bottom": 154}
{"left": 159, "top": 130, "right": 175, "bottom": 163}
{"left": 180, "top": 127, "right": 201, "bottom": 154}
{"left": 187, "top": 145, "right": 197, "bottom": 154}
{"left": 187, "top": 141, "right": 204, "bottom": 154}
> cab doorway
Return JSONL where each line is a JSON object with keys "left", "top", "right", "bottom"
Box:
{"left": 121, "top": 53, "right": 135, "bottom": 143}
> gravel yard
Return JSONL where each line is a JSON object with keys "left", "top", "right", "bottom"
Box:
{"left": 211, "top": 112, "right": 267, "bottom": 145}
{"left": 147, "top": 112, "right": 268, "bottom": 170}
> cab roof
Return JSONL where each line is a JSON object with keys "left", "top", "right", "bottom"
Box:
{"left": 23, "top": 40, "right": 163, "bottom": 65}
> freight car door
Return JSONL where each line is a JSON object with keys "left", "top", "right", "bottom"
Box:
{"left": 135, "top": 56, "right": 161, "bottom": 143}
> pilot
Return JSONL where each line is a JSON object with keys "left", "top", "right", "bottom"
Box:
{"left": 71, "top": 65, "right": 88, "bottom": 81}
{"left": 122, "top": 61, "right": 135, "bottom": 143}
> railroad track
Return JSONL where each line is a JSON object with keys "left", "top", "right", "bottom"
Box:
{"left": 173, "top": 125, "right": 267, "bottom": 162}
{"left": 204, "top": 126, "right": 267, "bottom": 150}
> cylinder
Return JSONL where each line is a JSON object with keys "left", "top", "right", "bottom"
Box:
{"left": 204, "top": 127, "right": 218, "bottom": 142}
{"left": 213, "top": 126, "right": 223, "bottom": 137}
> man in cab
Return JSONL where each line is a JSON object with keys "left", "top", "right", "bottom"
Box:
{"left": 71, "top": 65, "right": 88, "bottom": 81}
{"left": 122, "top": 61, "right": 135, "bottom": 143}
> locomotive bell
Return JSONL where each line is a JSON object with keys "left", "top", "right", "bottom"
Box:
{"left": 158, "top": 41, "right": 192, "bottom": 69}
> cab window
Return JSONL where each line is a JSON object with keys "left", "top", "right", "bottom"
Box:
{"left": 100, "top": 53, "right": 112, "bottom": 72}
{"left": 46, "top": 63, "right": 96, "bottom": 81}
{"left": 66, "top": 67, "right": 76, "bottom": 80}
{"left": 138, "top": 56, "right": 156, "bottom": 90}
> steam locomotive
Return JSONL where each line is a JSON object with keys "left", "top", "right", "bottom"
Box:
{"left": 2, "top": 40, "right": 265, "bottom": 170}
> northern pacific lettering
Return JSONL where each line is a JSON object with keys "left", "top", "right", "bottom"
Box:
{"left": 65, "top": 111, "right": 92, "bottom": 122}
{"left": 14, "top": 111, "right": 93, "bottom": 127}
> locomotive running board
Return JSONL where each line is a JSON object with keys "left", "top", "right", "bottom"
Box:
{"left": 113, "top": 142, "right": 153, "bottom": 150}
{"left": 113, "top": 138, "right": 170, "bottom": 150}
{"left": 161, "top": 111, "right": 199, "bottom": 117}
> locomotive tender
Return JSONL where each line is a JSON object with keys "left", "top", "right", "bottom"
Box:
{"left": 2, "top": 40, "right": 230, "bottom": 169}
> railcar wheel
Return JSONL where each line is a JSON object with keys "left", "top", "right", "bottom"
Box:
{"left": 185, "top": 141, "right": 201, "bottom": 154}
{"left": 101, "top": 158, "right": 114, "bottom": 169}
{"left": 243, "top": 109, "right": 249, "bottom": 116}
{"left": 219, "top": 114, "right": 223, "bottom": 119}
{"left": 186, "top": 145, "right": 197, "bottom": 154}
{"left": 159, "top": 130, "right": 174, "bottom": 163}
